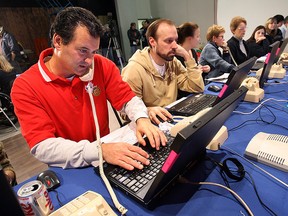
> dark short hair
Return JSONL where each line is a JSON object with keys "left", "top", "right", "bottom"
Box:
{"left": 49, "top": 7, "right": 104, "bottom": 47}
{"left": 273, "top": 14, "right": 284, "bottom": 23}
{"left": 146, "top": 19, "right": 175, "bottom": 47}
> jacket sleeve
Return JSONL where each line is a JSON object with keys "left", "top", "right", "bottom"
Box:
{"left": 201, "top": 45, "right": 234, "bottom": 73}
{"left": 175, "top": 58, "right": 205, "bottom": 93}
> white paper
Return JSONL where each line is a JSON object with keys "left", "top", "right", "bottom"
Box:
{"left": 205, "top": 73, "right": 229, "bottom": 83}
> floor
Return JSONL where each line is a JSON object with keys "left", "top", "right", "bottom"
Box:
{"left": 1, "top": 102, "right": 121, "bottom": 184}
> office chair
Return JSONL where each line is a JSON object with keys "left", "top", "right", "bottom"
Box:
{"left": 0, "top": 93, "right": 18, "bottom": 131}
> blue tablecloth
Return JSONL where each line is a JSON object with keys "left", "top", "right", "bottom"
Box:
{"left": 14, "top": 75, "right": 288, "bottom": 216}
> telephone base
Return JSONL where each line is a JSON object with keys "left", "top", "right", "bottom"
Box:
{"left": 268, "top": 64, "right": 286, "bottom": 79}
{"left": 49, "top": 190, "right": 117, "bottom": 216}
{"left": 206, "top": 126, "right": 228, "bottom": 150}
{"left": 241, "top": 77, "right": 264, "bottom": 103}
{"left": 244, "top": 88, "right": 264, "bottom": 103}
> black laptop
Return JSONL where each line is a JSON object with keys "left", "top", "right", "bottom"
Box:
{"left": 251, "top": 37, "right": 288, "bottom": 71}
{"left": 95, "top": 86, "right": 248, "bottom": 209}
{"left": 256, "top": 41, "right": 280, "bottom": 88}
{"left": 167, "top": 57, "right": 257, "bottom": 116}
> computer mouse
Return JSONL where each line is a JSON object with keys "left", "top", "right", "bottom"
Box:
{"left": 37, "top": 170, "right": 60, "bottom": 191}
{"left": 208, "top": 85, "right": 222, "bottom": 92}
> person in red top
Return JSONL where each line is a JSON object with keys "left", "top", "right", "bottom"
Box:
{"left": 11, "top": 7, "right": 166, "bottom": 170}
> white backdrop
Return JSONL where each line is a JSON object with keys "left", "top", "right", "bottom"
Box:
{"left": 217, "top": 0, "right": 287, "bottom": 41}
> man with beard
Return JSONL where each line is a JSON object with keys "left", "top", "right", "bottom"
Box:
{"left": 11, "top": 7, "right": 166, "bottom": 170}
{"left": 122, "top": 19, "right": 204, "bottom": 124}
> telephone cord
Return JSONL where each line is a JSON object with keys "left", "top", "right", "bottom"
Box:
{"left": 86, "top": 81, "right": 128, "bottom": 215}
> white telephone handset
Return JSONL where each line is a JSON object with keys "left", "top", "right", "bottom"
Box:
{"left": 79, "top": 61, "right": 95, "bottom": 82}
{"left": 170, "top": 107, "right": 211, "bottom": 137}
{"left": 245, "top": 132, "right": 288, "bottom": 172}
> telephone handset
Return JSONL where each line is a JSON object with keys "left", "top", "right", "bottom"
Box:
{"left": 170, "top": 108, "right": 211, "bottom": 137}
{"left": 245, "top": 132, "right": 288, "bottom": 172}
{"left": 79, "top": 61, "right": 95, "bottom": 82}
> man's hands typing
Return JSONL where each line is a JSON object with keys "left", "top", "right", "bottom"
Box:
{"left": 102, "top": 143, "right": 150, "bottom": 170}
{"left": 101, "top": 117, "right": 167, "bottom": 170}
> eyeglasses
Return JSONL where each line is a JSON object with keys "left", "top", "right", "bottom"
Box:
{"left": 217, "top": 35, "right": 224, "bottom": 39}
{"left": 238, "top": 27, "right": 247, "bottom": 31}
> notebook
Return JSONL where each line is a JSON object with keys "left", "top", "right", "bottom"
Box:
{"left": 94, "top": 86, "right": 248, "bottom": 209}
{"left": 252, "top": 41, "right": 280, "bottom": 88}
{"left": 251, "top": 37, "right": 288, "bottom": 71}
{"left": 167, "top": 57, "right": 257, "bottom": 116}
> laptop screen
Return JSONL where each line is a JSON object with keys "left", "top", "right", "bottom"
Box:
{"left": 274, "top": 37, "right": 288, "bottom": 64}
{"left": 259, "top": 41, "right": 280, "bottom": 88}
{"left": 145, "top": 86, "right": 248, "bottom": 204}
{"left": 213, "top": 56, "right": 257, "bottom": 105}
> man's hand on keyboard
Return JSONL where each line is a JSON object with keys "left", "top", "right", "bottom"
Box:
{"left": 147, "top": 106, "right": 173, "bottom": 125}
{"left": 135, "top": 117, "right": 167, "bottom": 150}
{"left": 102, "top": 142, "right": 150, "bottom": 170}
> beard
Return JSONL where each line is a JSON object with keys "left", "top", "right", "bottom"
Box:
{"left": 156, "top": 50, "right": 175, "bottom": 62}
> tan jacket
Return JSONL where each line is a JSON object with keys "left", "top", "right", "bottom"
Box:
{"left": 122, "top": 47, "right": 204, "bottom": 107}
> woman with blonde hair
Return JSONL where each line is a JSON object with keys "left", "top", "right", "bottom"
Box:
{"left": 265, "top": 17, "right": 283, "bottom": 44}
{"left": 199, "top": 24, "right": 235, "bottom": 79}
{"left": 0, "top": 54, "right": 16, "bottom": 96}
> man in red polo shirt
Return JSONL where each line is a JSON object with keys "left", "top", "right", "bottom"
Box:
{"left": 11, "top": 7, "right": 166, "bottom": 170}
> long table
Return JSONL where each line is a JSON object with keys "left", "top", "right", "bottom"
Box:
{"left": 14, "top": 73, "right": 288, "bottom": 216}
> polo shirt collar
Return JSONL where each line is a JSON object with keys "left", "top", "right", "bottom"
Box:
{"left": 37, "top": 48, "right": 75, "bottom": 83}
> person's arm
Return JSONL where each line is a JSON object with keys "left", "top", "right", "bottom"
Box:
{"left": 7, "top": 33, "right": 20, "bottom": 60}
{"left": 122, "top": 96, "right": 167, "bottom": 150}
{"left": 202, "top": 45, "right": 234, "bottom": 73}
{"left": 0, "top": 142, "right": 16, "bottom": 185}
{"left": 174, "top": 44, "right": 205, "bottom": 93}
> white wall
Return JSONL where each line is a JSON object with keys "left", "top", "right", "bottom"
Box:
{"left": 217, "top": 0, "right": 287, "bottom": 41}
{"left": 114, "top": 0, "right": 151, "bottom": 62}
{"left": 115, "top": 0, "right": 288, "bottom": 62}
{"left": 115, "top": 0, "right": 215, "bottom": 62}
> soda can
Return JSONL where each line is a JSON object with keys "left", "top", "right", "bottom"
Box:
{"left": 17, "top": 180, "right": 54, "bottom": 216}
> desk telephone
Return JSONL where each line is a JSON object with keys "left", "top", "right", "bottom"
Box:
{"left": 49, "top": 191, "right": 117, "bottom": 216}
{"left": 169, "top": 108, "right": 228, "bottom": 150}
{"left": 170, "top": 107, "right": 211, "bottom": 137}
{"left": 245, "top": 132, "right": 288, "bottom": 172}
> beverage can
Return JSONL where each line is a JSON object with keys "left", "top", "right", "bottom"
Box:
{"left": 17, "top": 180, "right": 54, "bottom": 216}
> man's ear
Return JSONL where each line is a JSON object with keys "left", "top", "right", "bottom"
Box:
{"left": 53, "top": 34, "right": 62, "bottom": 49}
{"left": 149, "top": 37, "right": 156, "bottom": 47}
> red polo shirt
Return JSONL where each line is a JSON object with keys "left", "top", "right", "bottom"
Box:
{"left": 11, "top": 48, "right": 135, "bottom": 149}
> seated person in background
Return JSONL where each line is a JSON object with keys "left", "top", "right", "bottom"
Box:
{"left": 246, "top": 25, "right": 270, "bottom": 58}
{"left": 199, "top": 25, "right": 235, "bottom": 80}
{"left": 0, "top": 141, "right": 16, "bottom": 186}
{"left": 0, "top": 54, "right": 16, "bottom": 96}
{"left": 265, "top": 17, "right": 283, "bottom": 44}
{"left": 227, "top": 16, "right": 250, "bottom": 66}
{"left": 273, "top": 14, "right": 286, "bottom": 39}
{"left": 176, "top": 22, "right": 210, "bottom": 98}
{"left": 0, "top": 26, "right": 23, "bottom": 73}
{"left": 11, "top": 7, "right": 166, "bottom": 170}
{"left": 122, "top": 19, "right": 204, "bottom": 124}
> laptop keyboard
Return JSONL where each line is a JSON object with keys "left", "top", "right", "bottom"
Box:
{"left": 107, "top": 135, "right": 174, "bottom": 193}
{"left": 169, "top": 94, "right": 217, "bottom": 116}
